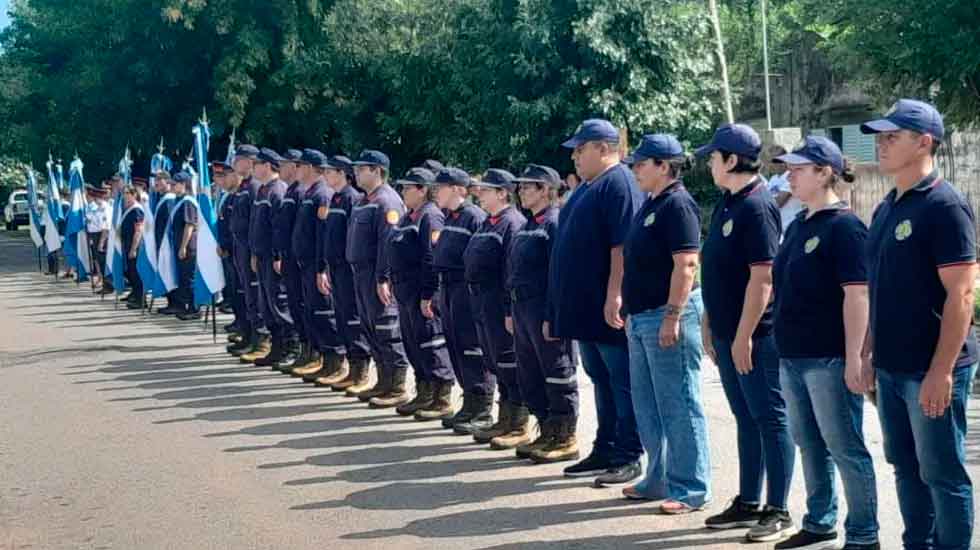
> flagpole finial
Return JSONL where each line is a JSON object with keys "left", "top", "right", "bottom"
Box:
{"left": 200, "top": 107, "right": 209, "bottom": 125}
{"left": 158, "top": 137, "right": 165, "bottom": 154}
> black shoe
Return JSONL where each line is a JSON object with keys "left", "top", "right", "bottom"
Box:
{"left": 747, "top": 506, "right": 795, "bottom": 542}
{"left": 157, "top": 306, "right": 179, "bottom": 315}
{"left": 562, "top": 450, "right": 615, "bottom": 478}
{"left": 219, "top": 304, "right": 234, "bottom": 314}
{"left": 775, "top": 529, "right": 837, "bottom": 549}
{"left": 842, "top": 543, "right": 879, "bottom": 550}
{"left": 177, "top": 310, "right": 202, "bottom": 321}
{"left": 223, "top": 322, "right": 241, "bottom": 333}
{"left": 593, "top": 461, "right": 641, "bottom": 486}
{"left": 125, "top": 300, "right": 142, "bottom": 310}
{"left": 705, "top": 496, "right": 763, "bottom": 529}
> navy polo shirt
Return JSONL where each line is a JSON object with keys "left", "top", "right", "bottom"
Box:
{"left": 701, "top": 177, "right": 781, "bottom": 342}
{"left": 623, "top": 181, "right": 701, "bottom": 315}
{"left": 773, "top": 204, "right": 868, "bottom": 358}
{"left": 867, "top": 172, "right": 978, "bottom": 373}
{"left": 119, "top": 204, "right": 144, "bottom": 254}
{"left": 548, "top": 163, "right": 644, "bottom": 344}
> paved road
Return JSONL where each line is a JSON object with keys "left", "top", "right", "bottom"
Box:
{"left": 0, "top": 229, "right": 978, "bottom": 550}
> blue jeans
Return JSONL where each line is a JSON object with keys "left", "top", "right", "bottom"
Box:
{"left": 627, "top": 291, "right": 711, "bottom": 507}
{"left": 578, "top": 339, "right": 643, "bottom": 466}
{"left": 877, "top": 363, "right": 977, "bottom": 550}
{"left": 780, "top": 357, "right": 878, "bottom": 544}
{"left": 713, "top": 334, "right": 794, "bottom": 509}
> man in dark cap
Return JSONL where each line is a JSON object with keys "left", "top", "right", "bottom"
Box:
{"left": 241, "top": 148, "right": 294, "bottom": 365}
{"left": 267, "top": 149, "right": 306, "bottom": 370}
{"left": 287, "top": 149, "right": 346, "bottom": 381}
{"left": 214, "top": 161, "right": 244, "bottom": 334}
{"left": 862, "top": 99, "right": 977, "bottom": 550}
{"left": 551, "top": 119, "right": 644, "bottom": 483}
{"left": 344, "top": 150, "right": 412, "bottom": 405}
{"left": 316, "top": 155, "right": 373, "bottom": 391}
{"left": 151, "top": 171, "right": 179, "bottom": 313}
{"left": 227, "top": 145, "right": 268, "bottom": 356}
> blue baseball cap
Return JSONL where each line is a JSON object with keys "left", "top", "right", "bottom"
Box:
{"left": 421, "top": 159, "right": 444, "bottom": 173}
{"left": 514, "top": 164, "right": 562, "bottom": 187}
{"left": 210, "top": 161, "right": 232, "bottom": 172}
{"left": 300, "top": 148, "right": 329, "bottom": 167}
{"left": 396, "top": 167, "right": 436, "bottom": 187}
{"left": 257, "top": 148, "right": 283, "bottom": 167}
{"left": 283, "top": 149, "right": 304, "bottom": 162}
{"left": 173, "top": 171, "right": 192, "bottom": 184}
{"left": 776, "top": 136, "right": 845, "bottom": 175}
{"left": 353, "top": 149, "right": 390, "bottom": 169}
{"left": 694, "top": 123, "right": 762, "bottom": 160}
{"left": 434, "top": 167, "right": 471, "bottom": 187}
{"left": 325, "top": 155, "right": 353, "bottom": 172}
{"left": 472, "top": 168, "right": 517, "bottom": 191}
{"left": 562, "top": 118, "right": 620, "bottom": 148}
{"left": 234, "top": 144, "right": 259, "bottom": 159}
{"left": 860, "top": 98, "right": 945, "bottom": 141}
{"left": 623, "top": 134, "right": 685, "bottom": 164}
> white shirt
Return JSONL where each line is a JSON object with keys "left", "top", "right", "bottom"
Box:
{"left": 767, "top": 171, "right": 803, "bottom": 234}
{"left": 85, "top": 200, "right": 111, "bottom": 233}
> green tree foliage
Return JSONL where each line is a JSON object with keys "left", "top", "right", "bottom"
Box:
{"left": 793, "top": 0, "right": 980, "bottom": 126}
{"left": 0, "top": 0, "right": 722, "bottom": 179}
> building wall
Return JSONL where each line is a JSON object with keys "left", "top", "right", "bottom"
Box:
{"left": 843, "top": 130, "right": 980, "bottom": 235}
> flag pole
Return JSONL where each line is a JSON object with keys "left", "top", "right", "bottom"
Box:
{"left": 211, "top": 295, "right": 217, "bottom": 343}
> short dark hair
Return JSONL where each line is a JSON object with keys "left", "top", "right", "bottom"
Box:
{"left": 719, "top": 150, "right": 761, "bottom": 174}
{"left": 654, "top": 155, "right": 693, "bottom": 179}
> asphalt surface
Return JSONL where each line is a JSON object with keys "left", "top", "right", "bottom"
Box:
{"left": 0, "top": 229, "right": 978, "bottom": 549}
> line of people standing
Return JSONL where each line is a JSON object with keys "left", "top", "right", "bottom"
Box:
{"left": 94, "top": 96, "right": 973, "bottom": 550}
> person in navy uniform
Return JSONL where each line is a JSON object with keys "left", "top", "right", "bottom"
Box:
{"left": 508, "top": 163, "right": 580, "bottom": 463}
{"left": 288, "top": 149, "right": 346, "bottom": 382}
{"left": 241, "top": 148, "right": 294, "bottom": 365}
{"left": 383, "top": 167, "right": 453, "bottom": 415}
{"left": 267, "top": 149, "right": 307, "bottom": 372}
{"left": 697, "top": 123, "right": 795, "bottom": 542}
{"left": 460, "top": 169, "right": 528, "bottom": 445}
{"left": 317, "top": 155, "right": 373, "bottom": 392}
{"left": 345, "top": 149, "right": 412, "bottom": 406}
{"left": 861, "top": 99, "right": 977, "bottom": 550}
{"left": 214, "top": 162, "right": 245, "bottom": 341}
{"left": 227, "top": 145, "right": 266, "bottom": 357}
{"left": 118, "top": 186, "right": 145, "bottom": 310}
{"left": 171, "top": 171, "right": 200, "bottom": 321}
{"left": 622, "top": 135, "right": 710, "bottom": 513}
{"left": 551, "top": 119, "right": 643, "bottom": 484}
{"left": 770, "top": 137, "right": 880, "bottom": 549}
{"left": 420, "top": 167, "right": 486, "bottom": 425}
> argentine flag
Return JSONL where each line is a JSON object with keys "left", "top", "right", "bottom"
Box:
{"left": 108, "top": 150, "right": 133, "bottom": 293}
{"left": 42, "top": 159, "right": 63, "bottom": 253}
{"left": 63, "top": 158, "right": 91, "bottom": 281}
{"left": 25, "top": 169, "right": 44, "bottom": 249}
{"left": 157, "top": 194, "right": 194, "bottom": 293}
{"left": 192, "top": 120, "right": 225, "bottom": 307}
{"left": 136, "top": 194, "right": 158, "bottom": 296}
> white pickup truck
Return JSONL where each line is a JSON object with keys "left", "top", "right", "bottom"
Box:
{"left": 3, "top": 189, "right": 29, "bottom": 231}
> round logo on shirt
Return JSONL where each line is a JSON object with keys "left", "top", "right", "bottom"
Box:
{"left": 386, "top": 209, "right": 400, "bottom": 225}
{"left": 804, "top": 236, "right": 820, "bottom": 254}
{"left": 643, "top": 212, "right": 656, "bottom": 227}
{"left": 895, "top": 220, "right": 913, "bottom": 241}
{"left": 317, "top": 205, "right": 330, "bottom": 220}
{"left": 430, "top": 230, "right": 441, "bottom": 244}
{"left": 722, "top": 219, "right": 734, "bottom": 237}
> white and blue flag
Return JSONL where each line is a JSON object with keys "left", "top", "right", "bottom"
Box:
{"left": 192, "top": 116, "right": 225, "bottom": 307}
{"left": 25, "top": 168, "right": 44, "bottom": 249}
{"left": 63, "top": 157, "right": 91, "bottom": 281}
{"left": 42, "top": 157, "right": 63, "bottom": 253}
